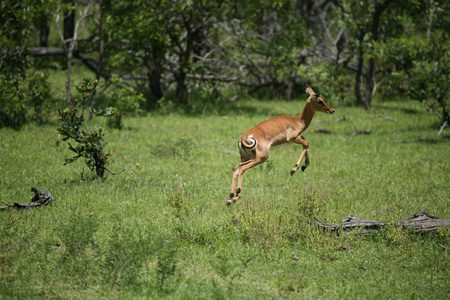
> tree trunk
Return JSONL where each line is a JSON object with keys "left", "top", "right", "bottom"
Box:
{"left": 438, "top": 96, "right": 449, "bottom": 123}
{"left": 145, "top": 50, "right": 163, "bottom": 104}
{"left": 62, "top": 0, "right": 75, "bottom": 102}
{"left": 364, "top": 57, "right": 375, "bottom": 109}
{"left": 149, "top": 66, "right": 163, "bottom": 101}
{"left": 174, "top": 29, "right": 195, "bottom": 105}
{"left": 95, "top": 138, "right": 105, "bottom": 180}
{"left": 39, "top": 19, "right": 49, "bottom": 47}
{"left": 294, "top": 0, "right": 316, "bottom": 38}
{"left": 63, "top": 0, "right": 74, "bottom": 47}
{"left": 285, "top": 71, "right": 296, "bottom": 101}
{"left": 285, "top": 53, "right": 306, "bottom": 100}
{"left": 175, "top": 70, "right": 188, "bottom": 105}
{"left": 89, "top": 0, "right": 106, "bottom": 121}
{"left": 354, "top": 34, "right": 364, "bottom": 106}
{"left": 363, "top": 0, "right": 392, "bottom": 108}
{"left": 192, "top": 27, "right": 209, "bottom": 63}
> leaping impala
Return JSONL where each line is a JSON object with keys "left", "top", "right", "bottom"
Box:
{"left": 227, "top": 84, "right": 335, "bottom": 206}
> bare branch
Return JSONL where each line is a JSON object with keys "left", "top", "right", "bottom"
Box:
{"left": 55, "top": 12, "right": 67, "bottom": 53}
{"left": 438, "top": 120, "right": 448, "bottom": 136}
{"left": 57, "top": 1, "right": 92, "bottom": 102}
{"left": 313, "top": 119, "right": 333, "bottom": 134}
{"left": 369, "top": 112, "right": 397, "bottom": 122}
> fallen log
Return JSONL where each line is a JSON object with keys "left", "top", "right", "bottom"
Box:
{"left": 335, "top": 115, "right": 347, "bottom": 122}
{"left": 0, "top": 187, "right": 55, "bottom": 210}
{"left": 313, "top": 120, "right": 371, "bottom": 135}
{"left": 315, "top": 211, "right": 450, "bottom": 235}
{"left": 369, "top": 112, "right": 397, "bottom": 122}
{"left": 345, "top": 129, "right": 371, "bottom": 135}
{"left": 313, "top": 119, "right": 333, "bottom": 134}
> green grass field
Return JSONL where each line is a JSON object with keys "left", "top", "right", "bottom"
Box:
{"left": 1, "top": 96, "right": 449, "bottom": 299}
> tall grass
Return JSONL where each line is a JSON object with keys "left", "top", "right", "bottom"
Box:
{"left": 0, "top": 98, "right": 449, "bottom": 299}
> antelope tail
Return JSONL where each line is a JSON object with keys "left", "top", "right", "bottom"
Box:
{"left": 238, "top": 135, "right": 257, "bottom": 161}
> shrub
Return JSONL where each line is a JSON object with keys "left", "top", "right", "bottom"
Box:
{"left": 0, "top": 70, "right": 52, "bottom": 127}
{"left": 99, "top": 78, "right": 145, "bottom": 129}
{"left": 57, "top": 78, "right": 116, "bottom": 179}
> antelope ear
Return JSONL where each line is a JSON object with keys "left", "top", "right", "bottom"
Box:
{"left": 304, "top": 83, "right": 315, "bottom": 95}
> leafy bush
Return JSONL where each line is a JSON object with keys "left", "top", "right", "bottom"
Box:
{"left": 99, "top": 78, "right": 145, "bottom": 129}
{"left": 407, "top": 37, "right": 449, "bottom": 127}
{"left": 57, "top": 78, "right": 116, "bottom": 179}
{"left": 298, "top": 60, "right": 354, "bottom": 105}
{"left": 0, "top": 1, "right": 57, "bottom": 128}
{"left": 0, "top": 69, "right": 52, "bottom": 127}
{"left": 375, "top": 9, "right": 449, "bottom": 129}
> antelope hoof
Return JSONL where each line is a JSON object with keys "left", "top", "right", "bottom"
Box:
{"left": 290, "top": 169, "right": 296, "bottom": 176}
{"left": 226, "top": 200, "right": 232, "bottom": 206}
{"left": 301, "top": 165, "right": 307, "bottom": 172}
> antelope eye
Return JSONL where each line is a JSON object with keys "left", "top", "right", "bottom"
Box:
{"left": 317, "top": 99, "right": 324, "bottom": 105}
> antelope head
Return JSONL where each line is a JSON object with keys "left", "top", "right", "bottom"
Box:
{"left": 305, "top": 84, "right": 335, "bottom": 114}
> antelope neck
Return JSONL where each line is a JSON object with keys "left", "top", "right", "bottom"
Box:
{"left": 297, "top": 101, "right": 315, "bottom": 131}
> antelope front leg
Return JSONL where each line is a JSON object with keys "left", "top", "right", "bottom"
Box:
{"left": 290, "top": 136, "right": 310, "bottom": 175}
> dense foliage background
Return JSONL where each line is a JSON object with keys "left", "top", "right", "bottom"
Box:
{"left": 0, "top": 0, "right": 448, "bottom": 128}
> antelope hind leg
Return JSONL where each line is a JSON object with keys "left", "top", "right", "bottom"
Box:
{"left": 232, "top": 156, "right": 266, "bottom": 204}
{"left": 227, "top": 157, "right": 266, "bottom": 206}
{"left": 227, "top": 166, "right": 240, "bottom": 206}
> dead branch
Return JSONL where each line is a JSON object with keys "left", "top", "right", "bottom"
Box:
{"left": 313, "top": 119, "right": 370, "bottom": 135}
{"left": 56, "top": 1, "right": 92, "bottom": 102}
{"left": 438, "top": 120, "right": 448, "bottom": 136}
{"left": 0, "top": 187, "right": 55, "bottom": 210}
{"left": 370, "top": 112, "right": 397, "bottom": 122}
{"left": 438, "top": 243, "right": 450, "bottom": 251}
{"left": 345, "top": 129, "right": 371, "bottom": 135}
{"left": 313, "top": 119, "right": 333, "bottom": 134}
{"left": 7, "top": 174, "right": 25, "bottom": 189}
{"left": 335, "top": 115, "right": 347, "bottom": 122}
{"left": 315, "top": 211, "right": 450, "bottom": 235}
{"left": 27, "top": 47, "right": 110, "bottom": 80}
